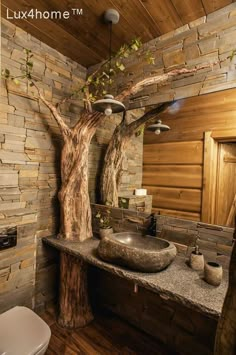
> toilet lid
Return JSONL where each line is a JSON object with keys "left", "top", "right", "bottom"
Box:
{"left": 0, "top": 306, "right": 51, "bottom": 355}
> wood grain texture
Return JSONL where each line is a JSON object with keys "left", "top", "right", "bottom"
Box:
{"left": 143, "top": 165, "right": 202, "bottom": 188}
{"left": 1, "top": 0, "right": 233, "bottom": 66}
{"left": 152, "top": 207, "right": 200, "bottom": 220}
{"left": 143, "top": 185, "right": 202, "bottom": 212}
{"left": 58, "top": 252, "right": 93, "bottom": 329}
{"left": 215, "top": 143, "right": 236, "bottom": 227}
{"left": 40, "top": 304, "right": 172, "bottom": 355}
{"left": 143, "top": 141, "right": 203, "bottom": 165}
{"left": 144, "top": 89, "right": 236, "bottom": 144}
{"left": 201, "top": 131, "right": 218, "bottom": 224}
{"left": 170, "top": 0, "right": 205, "bottom": 23}
{"left": 202, "top": 0, "right": 232, "bottom": 13}
{"left": 143, "top": 88, "right": 236, "bottom": 223}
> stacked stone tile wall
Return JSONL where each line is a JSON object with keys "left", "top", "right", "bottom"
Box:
{"left": 91, "top": 204, "right": 234, "bottom": 269}
{"left": 0, "top": 18, "right": 86, "bottom": 311}
{"left": 0, "top": 19, "right": 144, "bottom": 312}
{"left": 89, "top": 3, "right": 236, "bottom": 110}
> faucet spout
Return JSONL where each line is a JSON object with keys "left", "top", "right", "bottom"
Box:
{"left": 146, "top": 213, "right": 157, "bottom": 236}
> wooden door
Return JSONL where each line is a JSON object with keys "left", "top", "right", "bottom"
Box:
{"left": 214, "top": 143, "right": 236, "bottom": 227}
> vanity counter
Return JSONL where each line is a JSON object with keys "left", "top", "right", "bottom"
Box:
{"left": 43, "top": 236, "right": 228, "bottom": 319}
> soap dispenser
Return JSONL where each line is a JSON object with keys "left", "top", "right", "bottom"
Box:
{"left": 189, "top": 245, "right": 204, "bottom": 271}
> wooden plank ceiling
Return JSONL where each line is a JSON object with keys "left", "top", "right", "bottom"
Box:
{"left": 1, "top": 0, "right": 233, "bottom": 67}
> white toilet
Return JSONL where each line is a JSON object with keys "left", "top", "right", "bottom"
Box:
{"left": 0, "top": 306, "right": 51, "bottom": 355}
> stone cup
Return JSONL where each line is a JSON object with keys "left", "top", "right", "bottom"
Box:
{"left": 204, "top": 261, "right": 223, "bottom": 286}
{"left": 189, "top": 251, "right": 204, "bottom": 271}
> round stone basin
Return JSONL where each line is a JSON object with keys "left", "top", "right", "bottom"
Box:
{"left": 97, "top": 232, "right": 177, "bottom": 272}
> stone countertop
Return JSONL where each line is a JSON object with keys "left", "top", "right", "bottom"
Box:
{"left": 43, "top": 236, "right": 228, "bottom": 319}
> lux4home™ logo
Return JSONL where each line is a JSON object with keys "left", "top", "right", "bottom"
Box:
{"left": 6, "top": 8, "right": 83, "bottom": 20}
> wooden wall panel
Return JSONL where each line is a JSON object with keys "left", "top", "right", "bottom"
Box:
{"left": 143, "top": 141, "right": 203, "bottom": 165}
{"left": 143, "top": 88, "right": 236, "bottom": 219}
{"left": 143, "top": 186, "right": 201, "bottom": 212}
{"left": 143, "top": 165, "right": 202, "bottom": 188}
{"left": 202, "top": 0, "right": 232, "bottom": 13}
{"left": 144, "top": 89, "right": 236, "bottom": 144}
{"left": 152, "top": 208, "right": 200, "bottom": 221}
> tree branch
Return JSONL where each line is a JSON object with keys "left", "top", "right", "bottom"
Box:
{"left": 38, "top": 92, "right": 72, "bottom": 138}
{"left": 116, "top": 56, "right": 231, "bottom": 102}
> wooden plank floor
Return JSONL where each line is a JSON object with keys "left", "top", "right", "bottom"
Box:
{"left": 40, "top": 305, "right": 177, "bottom": 355}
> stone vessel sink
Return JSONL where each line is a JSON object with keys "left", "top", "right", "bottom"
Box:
{"left": 97, "top": 232, "right": 177, "bottom": 272}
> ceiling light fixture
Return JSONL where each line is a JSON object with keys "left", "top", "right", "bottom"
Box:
{"left": 93, "top": 9, "right": 125, "bottom": 116}
{"left": 147, "top": 120, "right": 170, "bottom": 135}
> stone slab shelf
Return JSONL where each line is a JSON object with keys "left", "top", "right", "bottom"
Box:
{"left": 43, "top": 236, "right": 228, "bottom": 321}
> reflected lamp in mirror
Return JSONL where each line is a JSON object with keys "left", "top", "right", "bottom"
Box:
{"left": 147, "top": 119, "right": 170, "bottom": 135}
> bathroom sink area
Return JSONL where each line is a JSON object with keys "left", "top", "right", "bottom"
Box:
{"left": 97, "top": 232, "right": 177, "bottom": 272}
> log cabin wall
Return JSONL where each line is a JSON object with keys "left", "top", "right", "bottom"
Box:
{"left": 142, "top": 88, "right": 236, "bottom": 221}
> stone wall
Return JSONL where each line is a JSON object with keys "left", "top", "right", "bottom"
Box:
{"left": 0, "top": 18, "right": 87, "bottom": 311}
{"left": 0, "top": 18, "right": 144, "bottom": 312}
{"left": 88, "top": 3, "right": 236, "bottom": 110}
{"left": 91, "top": 204, "right": 234, "bottom": 270}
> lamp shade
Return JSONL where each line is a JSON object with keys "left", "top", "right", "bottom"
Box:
{"left": 147, "top": 120, "right": 170, "bottom": 134}
{"left": 93, "top": 94, "right": 126, "bottom": 115}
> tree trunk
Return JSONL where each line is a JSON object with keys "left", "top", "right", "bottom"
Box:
{"left": 100, "top": 120, "right": 129, "bottom": 207}
{"left": 100, "top": 104, "right": 172, "bottom": 207}
{"left": 214, "top": 238, "right": 236, "bottom": 354}
{"left": 58, "top": 133, "right": 93, "bottom": 241}
{"left": 58, "top": 252, "right": 93, "bottom": 328}
{"left": 54, "top": 111, "right": 102, "bottom": 241}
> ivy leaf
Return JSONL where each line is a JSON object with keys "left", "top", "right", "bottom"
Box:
{"left": 1, "top": 68, "right": 10, "bottom": 78}
{"left": 23, "top": 48, "right": 31, "bottom": 54}
{"left": 26, "top": 61, "right": 33, "bottom": 68}
{"left": 13, "top": 78, "right": 20, "bottom": 85}
{"left": 229, "top": 49, "right": 236, "bottom": 61}
{"left": 116, "top": 62, "right": 125, "bottom": 71}
{"left": 118, "top": 63, "right": 125, "bottom": 71}
{"left": 87, "top": 75, "right": 93, "bottom": 83}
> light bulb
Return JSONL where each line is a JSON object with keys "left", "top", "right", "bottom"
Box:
{"left": 155, "top": 128, "right": 161, "bottom": 135}
{"left": 104, "top": 105, "right": 112, "bottom": 116}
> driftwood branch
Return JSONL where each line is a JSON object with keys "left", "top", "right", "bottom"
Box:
{"left": 100, "top": 102, "right": 172, "bottom": 206}
{"left": 126, "top": 102, "right": 173, "bottom": 136}
{"left": 30, "top": 81, "right": 71, "bottom": 138}
{"left": 116, "top": 56, "right": 231, "bottom": 102}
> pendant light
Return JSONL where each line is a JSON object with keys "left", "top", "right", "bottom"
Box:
{"left": 147, "top": 120, "right": 170, "bottom": 135}
{"left": 93, "top": 9, "right": 126, "bottom": 116}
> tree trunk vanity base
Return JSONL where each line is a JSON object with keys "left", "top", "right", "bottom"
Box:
{"left": 58, "top": 252, "right": 93, "bottom": 329}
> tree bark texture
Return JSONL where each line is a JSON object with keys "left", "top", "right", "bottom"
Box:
{"left": 214, "top": 238, "right": 236, "bottom": 355}
{"left": 40, "top": 93, "right": 103, "bottom": 241}
{"left": 100, "top": 119, "right": 129, "bottom": 206}
{"left": 100, "top": 103, "right": 172, "bottom": 207}
{"left": 58, "top": 252, "right": 93, "bottom": 329}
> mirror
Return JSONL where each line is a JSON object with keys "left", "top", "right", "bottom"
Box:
{"left": 93, "top": 88, "right": 236, "bottom": 228}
